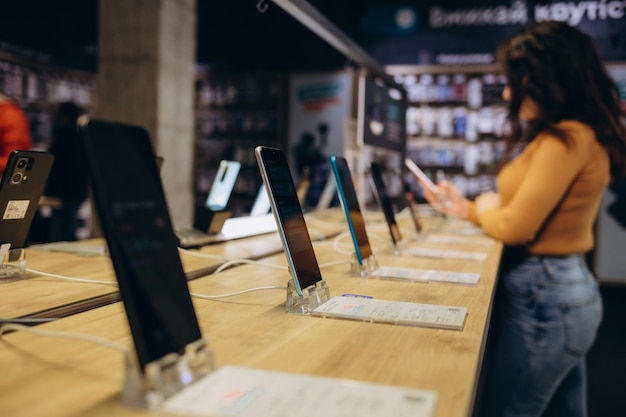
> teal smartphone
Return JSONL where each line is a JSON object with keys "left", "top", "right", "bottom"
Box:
{"left": 329, "top": 156, "right": 373, "bottom": 265}
{"left": 206, "top": 160, "right": 241, "bottom": 211}
{"left": 255, "top": 146, "right": 322, "bottom": 296}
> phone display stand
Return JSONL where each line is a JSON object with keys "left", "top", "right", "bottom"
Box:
{"left": 350, "top": 253, "right": 379, "bottom": 278}
{"left": 285, "top": 279, "right": 330, "bottom": 315}
{"left": 194, "top": 206, "right": 231, "bottom": 235}
{"left": 122, "top": 337, "right": 215, "bottom": 409}
{"left": 0, "top": 243, "right": 26, "bottom": 278}
{"left": 389, "top": 240, "right": 408, "bottom": 256}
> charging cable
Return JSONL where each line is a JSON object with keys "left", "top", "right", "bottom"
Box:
{"left": 0, "top": 323, "right": 129, "bottom": 353}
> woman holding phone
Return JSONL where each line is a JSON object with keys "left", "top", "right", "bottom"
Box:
{"left": 421, "top": 21, "right": 626, "bottom": 417}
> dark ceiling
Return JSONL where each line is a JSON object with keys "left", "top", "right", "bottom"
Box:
{"left": 0, "top": 0, "right": 362, "bottom": 73}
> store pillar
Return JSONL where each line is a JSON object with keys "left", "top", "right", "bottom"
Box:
{"left": 96, "top": 0, "right": 197, "bottom": 228}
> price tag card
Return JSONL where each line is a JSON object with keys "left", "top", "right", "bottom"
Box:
{"left": 424, "top": 234, "right": 494, "bottom": 248}
{"left": 370, "top": 266, "right": 480, "bottom": 285}
{"left": 163, "top": 365, "right": 438, "bottom": 417}
{"left": 312, "top": 296, "right": 467, "bottom": 331}
{"left": 407, "top": 247, "right": 488, "bottom": 261}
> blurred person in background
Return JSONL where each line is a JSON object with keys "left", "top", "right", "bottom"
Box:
{"left": 0, "top": 90, "right": 33, "bottom": 176}
{"left": 45, "top": 102, "right": 89, "bottom": 241}
{"left": 421, "top": 21, "right": 626, "bottom": 417}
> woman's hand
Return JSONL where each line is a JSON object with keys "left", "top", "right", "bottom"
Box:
{"left": 420, "top": 180, "right": 469, "bottom": 219}
{"left": 476, "top": 191, "right": 501, "bottom": 214}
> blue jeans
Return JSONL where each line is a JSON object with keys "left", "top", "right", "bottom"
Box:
{"left": 477, "top": 252, "right": 602, "bottom": 417}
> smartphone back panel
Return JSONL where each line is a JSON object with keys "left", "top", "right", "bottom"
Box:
{"left": 255, "top": 146, "right": 322, "bottom": 295}
{"left": 206, "top": 160, "right": 241, "bottom": 211}
{"left": 78, "top": 117, "right": 202, "bottom": 371}
{"left": 0, "top": 150, "right": 54, "bottom": 248}
{"left": 369, "top": 162, "right": 402, "bottom": 245}
{"left": 329, "top": 156, "right": 373, "bottom": 264}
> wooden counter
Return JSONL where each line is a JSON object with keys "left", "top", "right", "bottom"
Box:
{"left": 0, "top": 209, "right": 347, "bottom": 320}
{"left": 0, "top": 216, "right": 501, "bottom": 417}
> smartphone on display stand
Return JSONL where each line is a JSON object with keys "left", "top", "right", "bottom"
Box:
{"left": 206, "top": 160, "right": 241, "bottom": 211}
{"left": 0, "top": 150, "right": 55, "bottom": 249}
{"left": 78, "top": 117, "right": 202, "bottom": 372}
{"left": 329, "top": 155, "right": 373, "bottom": 265}
{"left": 255, "top": 146, "right": 323, "bottom": 296}
{"left": 368, "top": 162, "right": 402, "bottom": 247}
{"left": 405, "top": 158, "right": 450, "bottom": 207}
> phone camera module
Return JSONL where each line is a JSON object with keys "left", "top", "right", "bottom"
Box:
{"left": 17, "top": 159, "right": 27, "bottom": 169}
{"left": 10, "top": 172, "right": 23, "bottom": 184}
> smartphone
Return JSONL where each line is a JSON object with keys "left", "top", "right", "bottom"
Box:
{"left": 0, "top": 150, "right": 55, "bottom": 249}
{"left": 249, "top": 184, "right": 271, "bottom": 216}
{"left": 78, "top": 117, "right": 202, "bottom": 372}
{"left": 206, "top": 160, "right": 241, "bottom": 211}
{"left": 402, "top": 178, "right": 423, "bottom": 234}
{"left": 404, "top": 158, "right": 438, "bottom": 194}
{"left": 255, "top": 146, "right": 322, "bottom": 296}
{"left": 369, "top": 162, "right": 402, "bottom": 246}
{"left": 329, "top": 156, "right": 373, "bottom": 265}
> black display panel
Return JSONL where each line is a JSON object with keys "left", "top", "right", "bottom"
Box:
{"left": 360, "top": 76, "right": 407, "bottom": 154}
{"left": 329, "top": 156, "right": 373, "bottom": 264}
{"left": 255, "top": 146, "right": 322, "bottom": 295}
{"left": 78, "top": 118, "right": 202, "bottom": 372}
{"left": 369, "top": 162, "right": 402, "bottom": 246}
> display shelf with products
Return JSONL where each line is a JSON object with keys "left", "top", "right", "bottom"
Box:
{"left": 387, "top": 65, "right": 508, "bottom": 199}
{"left": 0, "top": 50, "right": 96, "bottom": 149}
{"left": 193, "top": 68, "right": 288, "bottom": 216}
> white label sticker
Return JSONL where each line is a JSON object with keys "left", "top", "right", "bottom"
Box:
{"left": 3, "top": 200, "right": 30, "bottom": 220}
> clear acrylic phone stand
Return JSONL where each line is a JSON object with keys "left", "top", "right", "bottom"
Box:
{"left": 122, "top": 338, "right": 215, "bottom": 409}
{"left": 0, "top": 243, "right": 26, "bottom": 278}
{"left": 350, "top": 252, "right": 379, "bottom": 278}
{"left": 285, "top": 279, "right": 330, "bottom": 315}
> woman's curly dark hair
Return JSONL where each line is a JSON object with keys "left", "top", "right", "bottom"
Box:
{"left": 498, "top": 20, "right": 626, "bottom": 179}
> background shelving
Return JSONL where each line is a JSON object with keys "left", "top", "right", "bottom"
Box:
{"left": 388, "top": 64, "right": 508, "bottom": 199}
{"left": 193, "top": 68, "right": 288, "bottom": 216}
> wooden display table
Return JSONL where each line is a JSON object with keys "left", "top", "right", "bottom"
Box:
{"left": 0, "top": 216, "right": 501, "bottom": 417}
{"left": 0, "top": 210, "right": 347, "bottom": 320}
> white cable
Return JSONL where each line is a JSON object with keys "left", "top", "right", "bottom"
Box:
{"left": 177, "top": 248, "right": 226, "bottom": 260}
{"left": 213, "top": 258, "right": 286, "bottom": 274}
{"left": 332, "top": 231, "right": 354, "bottom": 255}
{"left": 25, "top": 268, "right": 119, "bottom": 287}
{"left": 190, "top": 285, "right": 287, "bottom": 300}
{"left": 318, "top": 260, "right": 349, "bottom": 268}
{"left": 0, "top": 323, "right": 129, "bottom": 353}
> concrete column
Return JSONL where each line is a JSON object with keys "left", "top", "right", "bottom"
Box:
{"left": 97, "top": 0, "right": 196, "bottom": 228}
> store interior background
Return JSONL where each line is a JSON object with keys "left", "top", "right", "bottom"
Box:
{"left": 0, "top": 1, "right": 625, "bottom": 416}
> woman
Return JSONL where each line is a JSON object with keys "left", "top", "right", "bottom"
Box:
{"left": 422, "top": 22, "right": 626, "bottom": 417}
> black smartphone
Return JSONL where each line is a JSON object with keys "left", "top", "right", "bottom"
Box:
{"left": 78, "top": 117, "right": 202, "bottom": 372}
{"left": 255, "top": 146, "right": 322, "bottom": 296}
{"left": 369, "top": 162, "right": 402, "bottom": 246}
{"left": 329, "top": 156, "right": 373, "bottom": 265}
{"left": 0, "top": 150, "right": 54, "bottom": 249}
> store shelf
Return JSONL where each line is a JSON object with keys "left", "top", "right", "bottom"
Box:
{"left": 388, "top": 64, "right": 507, "bottom": 198}
{"left": 193, "top": 68, "right": 287, "bottom": 215}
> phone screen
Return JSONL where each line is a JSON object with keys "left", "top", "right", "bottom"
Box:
{"left": 206, "top": 160, "right": 241, "bottom": 211}
{"left": 369, "top": 163, "right": 402, "bottom": 245}
{"left": 79, "top": 118, "right": 202, "bottom": 371}
{"left": 404, "top": 158, "right": 438, "bottom": 193}
{"left": 255, "top": 147, "right": 322, "bottom": 295}
{"left": 329, "top": 156, "right": 373, "bottom": 264}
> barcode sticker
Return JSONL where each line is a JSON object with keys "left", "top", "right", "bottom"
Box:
{"left": 3, "top": 200, "right": 30, "bottom": 220}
